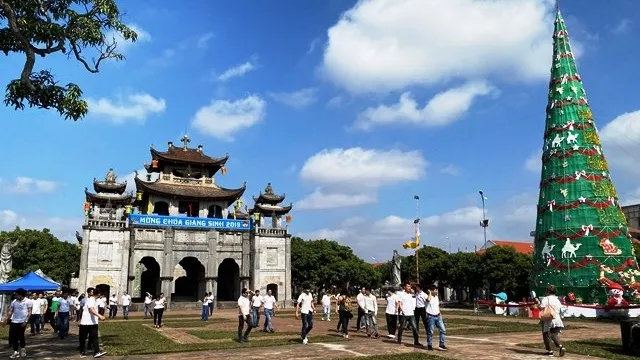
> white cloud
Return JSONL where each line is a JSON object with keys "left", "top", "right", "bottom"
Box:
{"left": 298, "top": 192, "right": 537, "bottom": 260}
{"left": 87, "top": 93, "right": 166, "bottom": 123}
{"left": 297, "top": 147, "right": 427, "bottom": 210}
{"left": 326, "top": 96, "right": 344, "bottom": 108}
{"left": 440, "top": 165, "right": 461, "bottom": 176}
{"left": 107, "top": 23, "right": 151, "bottom": 54}
{"left": 612, "top": 19, "right": 631, "bottom": 34}
{"left": 307, "top": 38, "right": 321, "bottom": 55}
{"left": 600, "top": 110, "right": 640, "bottom": 176}
{"left": 191, "top": 95, "right": 266, "bottom": 141}
{"left": 0, "top": 210, "right": 83, "bottom": 243}
{"left": 524, "top": 149, "right": 542, "bottom": 173}
{"left": 216, "top": 61, "right": 256, "bottom": 82}
{"left": 268, "top": 88, "right": 318, "bottom": 109}
{"left": 196, "top": 32, "right": 214, "bottom": 48}
{"left": 322, "top": 0, "right": 564, "bottom": 93}
{"left": 356, "top": 81, "right": 495, "bottom": 130}
{"left": 0, "top": 177, "right": 58, "bottom": 194}
{"left": 296, "top": 189, "right": 375, "bottom": 210}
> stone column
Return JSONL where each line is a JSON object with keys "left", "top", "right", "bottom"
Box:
{"left": 250, "top": 232, "right": 261, "bottom": 291}
{"left": 206, "top": 230, "right": 218, "bottom": 281}
{"left": 162, "top": 229, "right": 175, "bottom": 306}
{"left": 120, "top": 229, "right": 132, "bottom": 296}
{"left": 284, "top": 236, "right": 292, "bottom": 308}
{"left": 241, "top": 232, "right": 251, "bottom": 280}
{"left": 77, "top": 228, "right": 91, "bottom": 292}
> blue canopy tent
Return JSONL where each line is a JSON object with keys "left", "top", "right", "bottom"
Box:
{"left": 0, "top": 271, "right": 60, "bottom": 292}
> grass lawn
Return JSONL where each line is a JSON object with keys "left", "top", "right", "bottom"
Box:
{"left": 521, "top": 338, "right": 634, "bottom": 360}
{"left": 99, "top": 322, "right": 342, "bottom": 356}
{"left": 187, "top": 329, "right": 299, "bottom": 340}
{"left": 335, "top": 354, "right": 446, "bottom": 360}
{"left": 162, "top": 318, "right": 231, "bottom": 328}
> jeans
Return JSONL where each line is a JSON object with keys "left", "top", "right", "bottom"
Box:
{"left": 201, "top": 305, "right": 209, "bottom": 320}
{"left": 252, "top": 306, "right": 261, "bottom": 327}
{"left": 29, "top": 314, "right": 41, "bottom": 334}
{"left": 427, "top": 314, "right": 446, "bottom": 347}
{"left": 415, "top": 307, "right": 428, "bottom": 333}
{"left": 356, "top": 307, "right": 365, "bottom": 329}
{"left": 263, "top": 308, "right": 274, "bottom": 331}
{"left": 57, "top": 312, "right": 70, "bottom": 338}
{"left": 300, "top": 312, "right": 313, "bottom": 339}
{"left": 338, "top": 310, "right": 351, "bottom": 335}
{"left": 365, "top": 312, "right": 378, "bottom": 336}
{"left": 144, "top": 304, "right": 152, "bottom": 318}
{"left": 79, "top": 324, "right": 99, "bottom": 355}
{"left": 122, "top": 305, "right": 129, "bottom": 319}
{"left": 397, "top": 315, "right": 419, "bottom": 344}
{"left": 153, "top": 308, "right": 164, "bottom": 326}
{"left": 386, "top": 313, "right": 398, "bottom": 335}
{"left": 323, "top": 305, "right": 331, "bottom": 320}
{"left": 237, "top": 314, "right": 252, "bottom": 340}
{"left": 9, "top": 322, "right": 26, "bottom": 352}
{"left": 542, "top": 328, "right": 562, "bottom": 351}
{"left": 109, "top": 305, "right": 117, "bottom": 318}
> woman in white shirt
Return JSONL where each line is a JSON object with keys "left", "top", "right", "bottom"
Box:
{"left": 385, "top": 288, "right": 399, "bottom": 338}
{"left": 535, "top": 285, "right": 566, "bottom": 357}
{"left": 153, "top": 293, "right": 166, "bottom": 328}
{"left": 201, "top": 294, "right": 210, "bottom": 321}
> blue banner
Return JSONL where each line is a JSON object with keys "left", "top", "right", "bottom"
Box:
{"left": 128, "top": 214, "right": 251, "bottom": 231}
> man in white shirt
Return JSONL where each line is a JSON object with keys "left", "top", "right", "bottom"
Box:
{"left": 237, "top": 288, "right": 252, "bottom": 342}
{"left": 7, "top": 288, "right": 31, "bottom": 359}
{"left": 79, "top": 287, "right": 106, "bottom": 358}
{"left": 295, "top": 287, "right": 315, "bottom": 344}
{"left": 29, "top": 293, "right": 43, "bottom": 335}
{"left": 414, "top": 284, "right": 429, "bottom": 334}
{"left": 208, "top": 292, "right": 215, "bottom": 316}
{"left": 56, "top": 291, "right": 72, "bottom": 339}
{"left": 321, "top": 293, "right": 332, "bottom": 321}
{"left": 385, "top": 288, "right": 399, "bottom": 338}
{"left": 262, "top": 289, "right": 278, "bottom": 333}
{"left": 396, "top": 281, "right": 421, "bottom": 346}
{"left": 363, "top": 289, "right": 379, "bottom": 338}
{"left": 356, "top": 288, "right": 367, "bottom": 331}
{"left": 121, "top": 292, "right": 131, "bottom": 320}
{"left": 108, "top": 295, "right": 118, "bottom": 319}
{"left": 251, "top": 290, "right": 263, "bottom": 327}
{"left": 144, "top": 292, "right": 153, "bottom": 319}
{"left": 425, "top": 284, "right": 447, "bottom": 351}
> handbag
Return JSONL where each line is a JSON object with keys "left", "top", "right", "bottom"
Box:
{"left": 540, "top": 305, "right": 555, "bottom": 321}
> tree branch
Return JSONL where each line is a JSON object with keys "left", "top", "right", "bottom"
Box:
{"left": 0, "top": 0, "right": 36, "bottom": 91}
{"left": 32, "top": 41, "right": 66, "bottom": 56}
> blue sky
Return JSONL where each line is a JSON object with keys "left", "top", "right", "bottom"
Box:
{"left": 2, "top": 0, "right": 640, "bottom": 261}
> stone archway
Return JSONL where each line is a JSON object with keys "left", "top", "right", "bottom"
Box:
{"left": 266, "top": 283, "right": 278, "bottom": 300}
{"left": 173, "top": 257, "right": 205, "bottom": 302}
{"left": 139, "top": 256, "right": 161, "bottom": 298}
{"left": 216, "top": 258, "right": 240, "bottom": 301}
{"left": 95, "top": 284, "right": 111, "bottom": 299}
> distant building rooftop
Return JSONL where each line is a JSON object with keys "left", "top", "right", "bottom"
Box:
{"left": 476, "top": 239, "right": 534, "bottom": 255}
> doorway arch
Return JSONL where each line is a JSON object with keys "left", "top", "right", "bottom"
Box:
{"left": 153, "top": 201, "right": 169, "bottom": 216}
{"left": 216, "top": 258, "right": 240, "bottom": 301}
{"left": 208, "top": 205, "right": 223, "bottom": 218}
{"left": 95, "top": 284, "right": 111, "bottom": 299}
{"left": 140, "top": 256, "right": 161, "bottom": 298}
{"left": 266, "top": 283, "right": 278, "bottom": 300}
{"left": 173, "top": 257, "right": 205, "bottom": 301}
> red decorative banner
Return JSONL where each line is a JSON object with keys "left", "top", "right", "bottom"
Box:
{"left": 550, "top": 74, "right": 582, "bottom": 85}
{"left": 543, "top": 256, "right": 634, "bottom": 271}
{"left": 540, "top": 171, "right": 605, "bottom": 187}
{"left": 542, "top": 146, "right": 599, "bottom": 162}
{"left": 548, "top": 98, "right": 589, "bottom": 110}
{"left": 537, "top": 198, "right": 614, "bottom": 215}
{"left": 539, "top": 228, "right": 623, "bottom": 241}
{"left": 544, "top": 121, "right": 594, "bottom": 138}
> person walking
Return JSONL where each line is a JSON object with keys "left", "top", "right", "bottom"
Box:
{"left": 296, "top": 287, "right": 315, "bottom": 344}
{"left": 535, "top": 285, "right": 566, "bottom": 357}
{"left": 29, "top": 293, "right": 43, "bottom": 335}
{"left": 397, "top": 281, "right": 421, "bottom": 347}
{"left": 385, "top": 288, "right": 399, "bottom": 338}
{"left": 55, "top": 291, "right": 71, "bottom": 339}
{"left": 78, "top": 287, "right": 107, "bottom": 358}
{"left": 153, "top": 293, "right": 166, "bottom": 328}
{"left": 7, "top": 288, "right": 31, "bottom": 359}
{"left": 201, "top": 293, "right": 209, "bottom": 321}
{"left": 251, "top": 290, "right": 263, "bottom": 327}
{"left": 121, "top": 292, "right": 131, "bottom": 320}
{"left": 356, "top": 288, "right": 366, "bottom": 331}
{"left": 321, "top": 292, "right": 332, "bottom": 321}
{"left": 208, "top": 292, "right": 215, "bottom": 316}
{"left": 364, "top": 289, "right": 379, "bottom": 338}
{"left": 262, "top": 289, "right": 278, "bottom": 333}
{"left": 108, "top": 294, "right": 117, "bottom": 319}
{"left": 336, "top": 292, "right": 353, "bottom": 338}
{"left": 237, "top": 288, "right": 253, "bottom": 342}
{"left": 143, "top": 292, "right": 153, "bottom": 319}
{"left": 425, "top": 284, "right": 447, "bottom": 351}
{"left": 414, "top": 284, "right": 428, "bottom": 334}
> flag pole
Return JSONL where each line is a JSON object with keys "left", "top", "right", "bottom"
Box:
{"left": 414, "top": 195, "right": 420, "bottom": 283}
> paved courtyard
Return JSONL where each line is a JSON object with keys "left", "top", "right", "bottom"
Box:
{"left": 0, "top": 309, "right": 620, "bottom": 359}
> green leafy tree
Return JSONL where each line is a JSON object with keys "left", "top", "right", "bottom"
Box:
{"left": 444, "top": 252, "right": 483, "bottom": 302}
{"left": 401, "top": 246, "right": 449, "bottom": 286}
{"left": 0, "top": 227, "right": 80, "bottom": 285}
{"left": 0, "top": 0, "right": 138, "bottom": 120}
{"left": 480, "top": 246, "right": 532, "bottom": 300}
{"left": 290, "top": 237, "right": 378, "bottom": 295}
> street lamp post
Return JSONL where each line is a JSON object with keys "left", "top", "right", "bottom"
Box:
{"left": 479, "top": 190, "right": 489, "bottom": 250}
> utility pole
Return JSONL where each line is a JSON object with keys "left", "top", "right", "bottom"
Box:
{"left": 479, "top": 190, "right": 489, "bottom": 250}
{"left": 414, "top": 195, "right": 420, "bottom": 283}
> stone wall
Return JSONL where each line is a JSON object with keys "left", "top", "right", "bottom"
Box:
{"left": 78, "top": 227, "right": 131, "bottom": 297}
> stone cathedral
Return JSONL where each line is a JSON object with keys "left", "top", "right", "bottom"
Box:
{"left": 77, "top": 136, "right": 293, "bottom": 308}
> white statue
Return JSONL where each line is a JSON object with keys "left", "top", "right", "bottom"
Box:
{"left": 0, "top": 241, "right": 17, "bottom": 283}
{"left": 392, "top": 250, "right": 402, "bottom": 286}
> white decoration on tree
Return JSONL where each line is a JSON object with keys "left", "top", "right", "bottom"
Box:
{"left": 570, "top": 86, "right": 578, "bottom": 94}
{"left": 572, "top": 145, "right": 579, "bottom": 151}
{"left": 561, "top": 239, "right": 582, "bottom": 259}
{"left": 578, "top": 196, "right": 586, "bottom": 203}
{"left": 594, "top": 145, "right": 601, "bottom": 155}
{"left": 551, "top": 134, "right": 565, "bottom": 148}
{"left": 541, "top": 241, "right": 555, "bottom": 260}
{"left": 562, "top": 161, "right": 568, "bottom": 168}
{"left": 566, "top": 132, "right": 578, "bottom": 144}
{"left": 548, "top": 200, "right": 556, "bottom": 212}
{"left": 556, "top": 86, "right": 564, "bottom": 94}
{"left": 560, "top": 189, "right": 568, "bottom": 197}
{"left": 581, "top": 224, "right": 593, "bottom": 236}
{"left": 575, "top": 170, "right": 586, "bottom": 180}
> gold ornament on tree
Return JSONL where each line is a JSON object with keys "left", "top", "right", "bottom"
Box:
{"left": 587, "top": 156, "right": 609, "bottom": 171}
{"left": 598, "top": 208, "right": 626, "bottom": 226}
{"left": 577, "top": 109, "right": 594, "bottom": 121}
{"left": 583, "top": 131, "right": 601, "bottom": 146}
{"left": 592, "top": 181, "right": 617, "bottom": 198}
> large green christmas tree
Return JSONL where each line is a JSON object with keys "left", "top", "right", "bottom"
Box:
{"left": 531, "top": 8, "right": 639, "bottom": 304}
